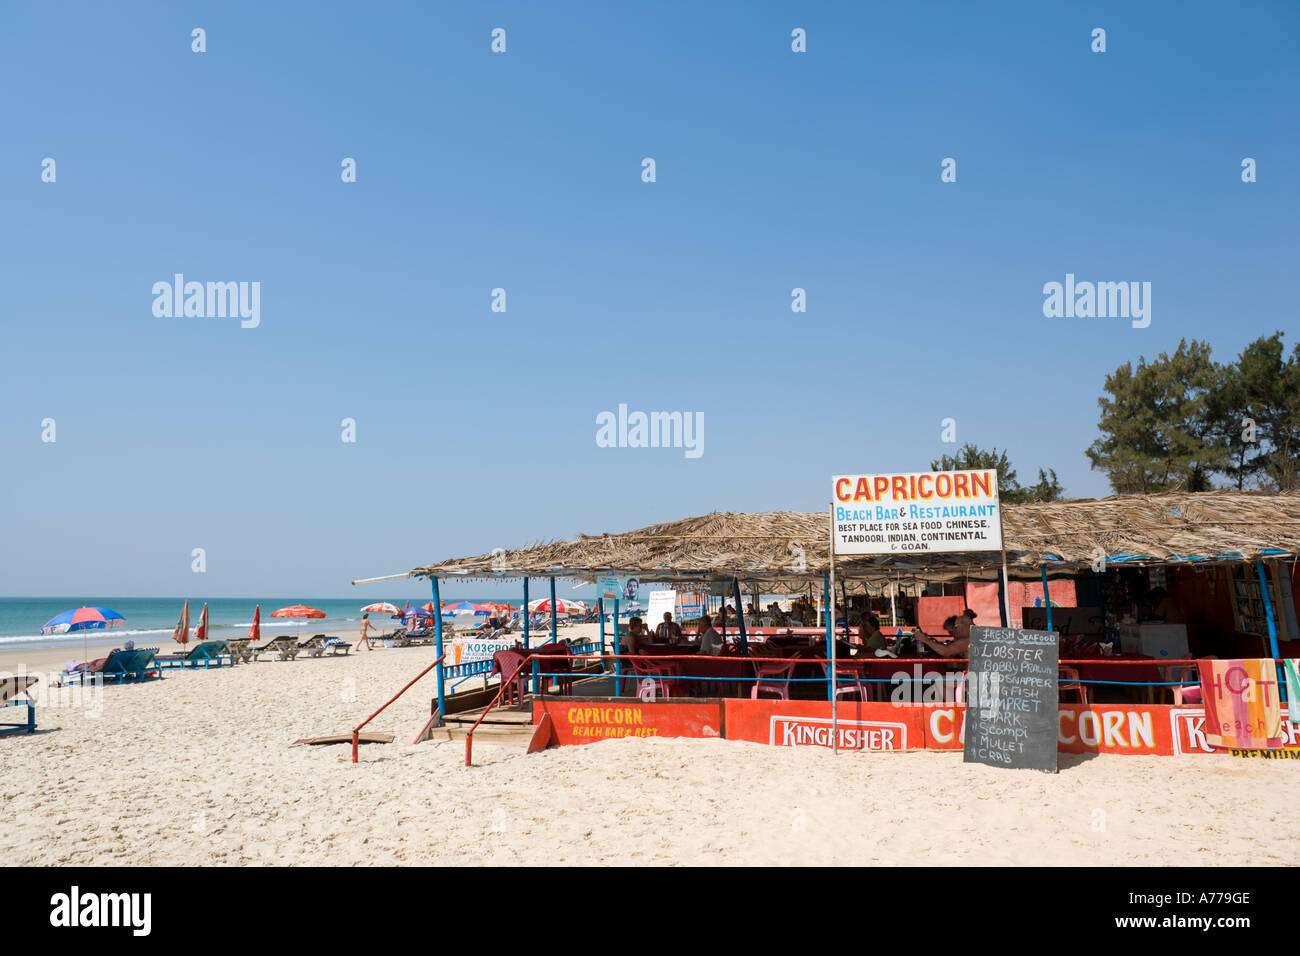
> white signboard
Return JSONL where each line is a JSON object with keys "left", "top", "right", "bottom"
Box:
{"left": 831, "top": 470, "right": 1002, "bottom": 555}
{"left": 448, "top": 637, "right": 516, "bottom": 666}
{"left": 646, "top": 589, "right": 677, "bottom": 624}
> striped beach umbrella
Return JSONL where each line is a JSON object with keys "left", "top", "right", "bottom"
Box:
{"left": 441, "top": 601, "right": 491, "bottom": 616}
{"left": 41, "top": 605, "right": 126, "bottom": 666}
{"left": 40, "top": 606, "right": 126, "bottom": 635}
{"left": 528, "top": 598, "right": 583, "bottom": 616}
{"left": 360, "top": 602, "right": 401, "bottom": 616}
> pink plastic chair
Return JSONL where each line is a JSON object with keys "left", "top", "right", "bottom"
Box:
{"left": 629, "top": 657, "right": 685, "bottom": 698}
{"left": 1164, "top": 664, "right": 1203, "bottom": 705}
{"left": 752, "top": 659, "right": 799, "bottom": 700}
{"left": 822, "top": 661, "right": 871, "bottom": 702}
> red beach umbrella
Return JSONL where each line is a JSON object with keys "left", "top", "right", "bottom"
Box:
{"left": 192, "top": 603, "right": 210, "bottom": 644}
{"left": 249, "top": 605, "right": 261, "bottom": 642}
{"left": 271, "top": 604, "right": 326, "bottom": 638}
{"left": 171, "top": 600, "right": 191, "bottom": 649}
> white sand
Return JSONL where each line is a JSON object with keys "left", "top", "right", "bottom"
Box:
{"left": 3, "top": 630, "right": 1297, "bottom": 866}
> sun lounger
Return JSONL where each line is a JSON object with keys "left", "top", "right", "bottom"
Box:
{"left": 226, "top": 639, "right": 253, "bottom": 664}
{"left": 298, "top": 635, "right": 352, "bottom": 658}
{"left": 61, "top": 647, "right": 162, "bottom": 685}
{"left": 251, "top": 635, "right": 300, "bottom": 661}
{"left": 0, "top": 675, "right": 38, "bottom": 736}
{"left": 382, "top": 627, "right": 411, "bottom": 648}
{"left": 156, "top": 640, "right": 231, "bottom": 669}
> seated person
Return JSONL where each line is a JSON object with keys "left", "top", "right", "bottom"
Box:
{"left": 655, "top": 612, "right": 683, "bottom": 643}
{"left": 1143, "top": 587, "right": 1183, "bottom": 623}
{"left": 855, "top": 613, "right": 891, "bottom": 657}
{"left": 624, "top": 616, "right": 651, "bottom": 655}
{"left": 697, "top": 615, "right": 723, "bottom": 655}
{"left": 913, "top": 615, "right": 971, "bottom": 658}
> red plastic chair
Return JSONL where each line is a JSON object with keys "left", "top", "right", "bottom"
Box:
{"left": 752, "top": 659, "right": 799, "bottom": 700}
{"left": 492, "top": 650, "right": 530, "bottom": 706}
{"left": 533, "top": 644, "right": 574, "bottom": 695}
{"left": 1058, "top": 665, "right": 1088, "bottom": 705}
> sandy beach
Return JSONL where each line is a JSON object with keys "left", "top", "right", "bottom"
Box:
{"left": 2, "top": 628, "right": 1297, "bottom": 867}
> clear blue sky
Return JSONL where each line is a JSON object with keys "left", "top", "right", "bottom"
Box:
{"left": 1, "top": 1, "right": 1296, "bottom": 598}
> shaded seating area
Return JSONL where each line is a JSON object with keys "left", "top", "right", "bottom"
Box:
{"left": 395, "top": 490, "right": 1300, "bottom": 721}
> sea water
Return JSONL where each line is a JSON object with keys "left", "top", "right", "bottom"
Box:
{"left": 0, "top": 597, "right": 526, "bottom": 653}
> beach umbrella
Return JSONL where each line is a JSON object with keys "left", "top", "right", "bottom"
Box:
{"left": 528, "top": 598, "right": 583, "bottom": 616}
{"left": 249, "top": 605, "right": 261, "bottom": 642}
{"left": 192, "top": 603, "right": 209, "bottom": 644}
{"left": 271, "top": 604, "right": 326, "bottom": 638}
{"left": 40, "top": 605, "right": 126, "bottom": 666}
{"left": 360, "top": 602, "right": 400, "bottom": 615}
{"left": 441, "top": 601, "right": 491, "bottom": 616}
{"left": 171, "top": 600, "right": 191, "bottom": 650}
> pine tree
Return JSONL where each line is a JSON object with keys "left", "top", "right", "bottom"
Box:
{"left": 1087, "top": 339, "right": 1228, "bottom": 493}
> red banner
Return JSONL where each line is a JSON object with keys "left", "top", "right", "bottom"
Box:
{"left": 531, "top": 700, "right": 722, "bottom": 745}
{"left": 724, "top": 699, "right": 926, "bottom": 751}
{"left": 530, "top": 699, "right": 1300, "bottom": 756}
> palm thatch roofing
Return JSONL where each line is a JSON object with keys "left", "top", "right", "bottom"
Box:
{"left": 411, "top": 491, "right": 1300, "bottom": 589}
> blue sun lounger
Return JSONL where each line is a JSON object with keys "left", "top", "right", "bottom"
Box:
{"left": 156, "top": 640, "right": 231, "bottom": 669}
{"left": 1, "top": 675, "right": 37, "bottom": 736}
{"left": 61, "top": 647, "right": 162, "bottom": 685}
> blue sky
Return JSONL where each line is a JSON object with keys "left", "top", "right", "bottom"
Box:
{"left": 1, "top": 1, "right": 1296, "bottom": 598}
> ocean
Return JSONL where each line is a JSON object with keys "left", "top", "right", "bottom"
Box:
{"left": 0, "top": 597, "right": 526, "bottom": 653}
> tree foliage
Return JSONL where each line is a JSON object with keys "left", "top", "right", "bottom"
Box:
{"left": 930, "top": 443, "right": 1064, "bottom": 504}
{"left": 1088, "top": 333, "right": 1300, "bottom": 493}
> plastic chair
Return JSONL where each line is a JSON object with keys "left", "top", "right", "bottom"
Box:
{"left": 752, "top": 659, "right": 799, "bottom": 700}
{"left": 533, "top": 644, "right": 574, "bottom": 695}
{"left": 822, "top": 661, "right": 871, "bottom": 702}
{"left": 1164, "top": 664, "right": 1203, "bottom": 705}
{"left": 492, "top": 650, "right": 530, "bottom": 706}
{"left": 1058, "top": 665, "right": 1088, "bottom": 705}
{"left": 629, "top": 657, "right": 684, "bottom": 698}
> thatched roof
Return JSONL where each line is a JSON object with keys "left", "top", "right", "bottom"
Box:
{"left": 412, "top": 491, "right": 1300, "bottom": 588}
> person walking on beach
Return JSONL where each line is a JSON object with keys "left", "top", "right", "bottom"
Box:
{"left": 359, "top": 613, "right": 378, "bottom": 651}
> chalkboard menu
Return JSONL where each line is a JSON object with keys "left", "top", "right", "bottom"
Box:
{"left": 963, "top": 626, "right": 1059, "bottom": 772}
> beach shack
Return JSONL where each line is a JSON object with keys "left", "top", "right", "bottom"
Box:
{"left": 364, "top": 490, "right": 1300, "bottom": 760}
